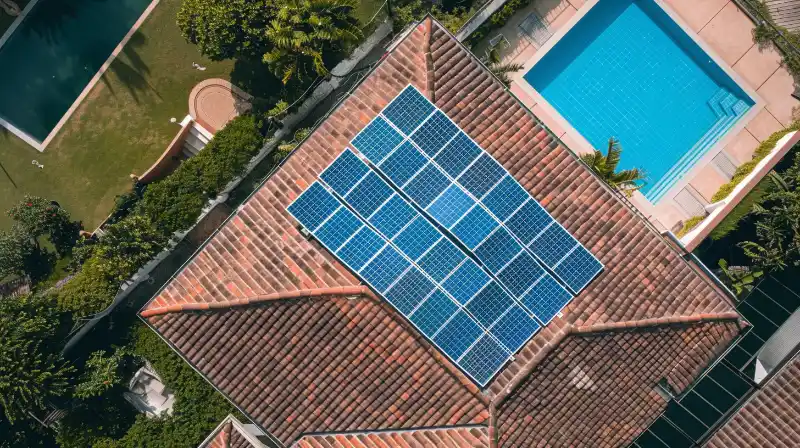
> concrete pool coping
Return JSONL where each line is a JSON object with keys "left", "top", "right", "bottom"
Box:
{"left": 514, "top": 0, "right": 765, "bottom": 207}
{"left": 0, "top": 0, "right": 161, "bottom": 152}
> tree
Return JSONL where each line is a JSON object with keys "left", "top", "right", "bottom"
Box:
{"left": 0, "top": 227, "right": 35, "bottom": 279}
{"left": 177, "top": 0, "right": 362, "bottom": 84}
{"left": 0, "top": 295, "right": 74, "bottom": 424}
{"left": 263, "top": 0, "right": 362, "bottom": 83}
{"left": 177, "top": 0, "right": 275, "bottom": 61}
{"left": 7, "top": 195, "right": 79, "bottom": 255}
{"left": 579, "top": 137, "right": 646, "bottom": 197}
{"left": 484, "top": 47, "right": 523, "bottom": 87}
{"left": 87, "top": 215, "right": 169, "bottom": 283}
{"left": 74, "top": 350, "right": 130, "bottom": 399}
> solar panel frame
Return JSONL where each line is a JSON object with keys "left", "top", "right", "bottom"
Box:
{"left": 350, "top": 84, "right": 603, "bottom": 297}
{"left": 301, "top": 150, "right": 521, "bottom": 385}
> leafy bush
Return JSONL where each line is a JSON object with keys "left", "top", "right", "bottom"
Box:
{"left": 74, "top": 350, "right": 131, "bottom": 399}
{"left": 710, "top": 175, "right": 772, "bottom": 240}
{"left": 676, "top": 215, "right": 706, "bottom": 237}
{"left": 7, "top": 195, "right": 80, "bottom": 256}
{"left": 140, "top": 115, "right": 263, "bottom": 235}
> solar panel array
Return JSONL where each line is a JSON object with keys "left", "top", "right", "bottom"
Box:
{"left": 287, "top": 85, "right": 603, "bottom": 386}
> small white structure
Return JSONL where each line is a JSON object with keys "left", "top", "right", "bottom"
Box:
{"left": 123, "top": 361, "right": 175, "bottom": 417}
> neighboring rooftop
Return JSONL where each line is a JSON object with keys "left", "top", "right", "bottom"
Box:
{"left": 707, "top": 351, "right": 800, "bottom": 447}
{"left": 141, "top": 17, "right": 742, "bottom": 447}
{"left": 200, "top": 414, "right": 267, "bottom": 448}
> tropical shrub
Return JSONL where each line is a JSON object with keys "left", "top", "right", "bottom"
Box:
{"left": 465, "top": 0, "right": 533, "bottom": 46}
{"left": 7, "top": 195, "right": 79, "bottom": 255}
{"left": 676, "top": 215, "right": 706, "bottom": 237}
{"left": 0, "top": 295, "right": 75, "bottom": 424}
{"left": 579, "top": 137, "right": 646, "bottom": 196}
{"left": 74, "top": 350, "right": 131, "bottom": 399}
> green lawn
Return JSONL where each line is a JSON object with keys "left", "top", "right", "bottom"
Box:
{"left": 0, "top": 0, "right": 234, "bottom": 230}
{"left": 0, "top": 0, "right": 386, "bottom": 231}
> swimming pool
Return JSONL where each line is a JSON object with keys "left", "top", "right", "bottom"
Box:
{"left": 523, "top": 0, "right": 755, "bottom": 203}
{"left": 0, "top": 0, "right": 152, "bottom": 148}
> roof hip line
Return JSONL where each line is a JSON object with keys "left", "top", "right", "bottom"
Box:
{"left": 491, "top": 312, "right": 742, "bottom": 408}
{"left": 140, "top": 285, "right": 375, "bottom": 318}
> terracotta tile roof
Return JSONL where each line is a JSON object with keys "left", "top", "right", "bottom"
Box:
{"left": 294, "top": 426, "right": 489, "bottom": 448}
{"left": 707, "top": 353, "right": 800, "bottom": 447}
{"left": 152, "top": 294, "right": 488, "bottom": 445}
{"left": 202, "top": 415, "right": 262, "bottom": 448}
{"left": 495, "top": 320, "right": 740, "bottom": 447}
{"left": 142, "top": 17, "right": 742, "bottom": 447}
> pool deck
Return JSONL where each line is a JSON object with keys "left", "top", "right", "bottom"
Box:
{"left": 486, "top": 0, "right": 799, "bottom": 232}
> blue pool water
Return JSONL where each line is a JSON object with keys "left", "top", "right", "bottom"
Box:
{"left": 524, "top": 0, "right": 754, "bottom": 202}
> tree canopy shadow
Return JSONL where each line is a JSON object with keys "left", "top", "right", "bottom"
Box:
{"left": 106, "top": 31, "right": 160, "bottom": 104}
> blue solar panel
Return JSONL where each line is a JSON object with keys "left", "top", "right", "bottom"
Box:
{"left": 433, "top": 310, "right": 483, "bottom": 359}
{"left": 442, "top": 259, "right": 490, "bottom": 305}
{"left": 427, "top": 185, "right": 475, "bottom": 228}
{"left": 475, "top": 227, "right": 521, "bottom": 272}
{"left": 466, "top": 281, "right": 515, "bottom": 327}
{"left": 458, "top": 153, "right": 506, "bottom": 199}
{"left": 314, "top": 207, "right": 362, "bottom": 251}
{"left": 490, "top": 305, "right": 541, "bottom": 353}
{"left": 451, "top": 206, "right": 498, "bottom": 250}
{"left": 529, "top": 223, "right": 577, "bottom": 267}
{"left": 555, "top": 246, "right": 604, "bottom": 293}
{"left": 361, "top": 245, "right": 411, "bottom": 292}
{"left": 458, "top": 335, "right": 510, "bottom": 385}
{"left": 410, "top": 290, "right": 459, "bottom": 335}
{"left": 435, "top": 132, "right": 482, "bottom": 178}
{"left": 345, "top": 172, "right": 394, "bottom": 218}
{"left": 320, "top": 150, "right": 369, "bottom": 195}
{"left": 505, "top": 200, "right": 554, "bottom": 244}
{"left": 497, "top": 252, "right": 546, "bottom": 297}
{"left": 335, "top": 227, "right": 385, "bottom": 271}
{"left": 352, "top": 116, "right": 404, "bottom": 163}
{"left": 369, "top": 195, "right": 416, "bottom": 238}
{"left": 418, "top": 239, "right": 465, "bottom": 282}
{"left": 379, "top": 140, "right": 427, "bottom": 187}
{"left": 522, "top": 275, "right": 573, "bottom": 323}
{"left": 382, "top": 86, "right": 435, "bottom": 134}
{"left": 404, "top": 163, "right": 451, "bottom": 207}
{"left": 384, "top": 267, "right": 436, "bottom": 315}
{"left": 393, "top": 217, "right": 441, "bottom": 261}
{"left": 286, "top": 182, "right": 340, "bottom": 232}
{"left": 411, "top": 110, "right": 459, "bottom": 156}
{"left": 483, "top": 175, "right": 529, "bottom": 221}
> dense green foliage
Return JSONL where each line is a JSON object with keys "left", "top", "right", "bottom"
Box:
{"left": 7, "top": 196, "right": 79, "bottom": 255}
{"left": 579, "top": 138, "right": 646, "bottom": 196}
{"left": 140, "top": 114, "right": 263, "bottom": 235}
{"left": 0, "top": 226, "right": 36, "bottom": 280}
{"left": 178, "top": 0, "right": 362, "bottom": 84}
{"left": 738, "top": 157, "right": 800, "bottom": 271}
{"left": 74, "top": 350, "right": 130, "bottom": 399}
{"left": 0, "top": 295, "right": 74, "bottom": 424}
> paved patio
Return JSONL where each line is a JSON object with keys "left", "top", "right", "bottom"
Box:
{"left": 487, "top": 0, "right": 799, "bottom": 231}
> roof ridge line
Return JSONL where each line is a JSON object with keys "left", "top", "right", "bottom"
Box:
{"left": 140, "top": 285, "right": 374, "bottom": 318}
{"left": 491, "top": 312, "right": 741, "bottom": 407}
{"left": 295, "top": 423, "right": 489, "bottom": 440}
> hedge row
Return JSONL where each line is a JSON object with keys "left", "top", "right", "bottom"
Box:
{"left": 58, "top": 115, "right": 265, "bottom": 316}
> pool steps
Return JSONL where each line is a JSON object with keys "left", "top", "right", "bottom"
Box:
{"left": 646, "top": 87, "right": 750, "bottom": 203}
